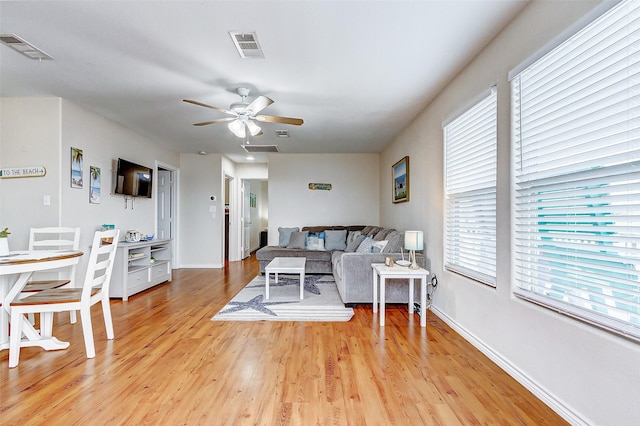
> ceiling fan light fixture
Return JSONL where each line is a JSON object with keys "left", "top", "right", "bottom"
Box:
{"left": 228, "top": 120, "right": 245, "bottom": 137}
{"left": 246, "top": 121, "right": 261, "bottom": 136}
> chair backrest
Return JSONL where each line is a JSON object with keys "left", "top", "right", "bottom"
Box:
{"left": 29, "top": 227, "right": 81, "bottom": 285}
{"left": 81, "top": 229, "right": 120, "bottom": 300}
{"left": 29, "top": 227, "right": 81, "bottom": 251}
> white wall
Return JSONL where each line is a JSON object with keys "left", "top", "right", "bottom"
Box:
{"left": 381, "top": 1, "right": 640, "bottom": 425}
{"left": 267, "top": 153, "right": 380, "bottom": 245}
{"left": 0, "top": 98, "right": 62, "bottom": 233}
{"left": 178, "top": 153, "right": 225, "bottom": 268}
{"left": 1, "top": 98, "right": 180, "bottom": 280}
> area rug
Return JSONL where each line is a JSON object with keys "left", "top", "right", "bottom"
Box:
{"left": 211, "top": 274, "right": 354, "bottom": 322}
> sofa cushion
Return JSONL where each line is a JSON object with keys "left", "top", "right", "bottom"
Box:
{"left": 365, "top": 226, "right": 382, "bottom": 237}
{"left": 356, "top": 236, "right": 377, "bottom": 253}
{"left": 278, "top": 227, "right": 299, "bottom": 247}
{"left": 382, "top": 230, "right": 404, "bottom": 253}
{"left": 287, "top": 231, "right": 308, "bottom": 249}
{"left": 373, "top": 228, "right": 393, "bottom": 241}
{"left": 324, "top": 229, "right": 347, "bottom": 251}
{"left": 345, "top": 234, "right": 365, "bottom": 252}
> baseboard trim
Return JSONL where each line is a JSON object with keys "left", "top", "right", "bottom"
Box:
{"left": 178, "top": 263, "right": 223, "bottom": 269}
{"left": 430, "top": 305, "right": 589, "bottom": 426}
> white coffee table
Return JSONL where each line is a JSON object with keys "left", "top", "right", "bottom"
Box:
{"left": 264, "top": 257, "right": 306, "bottom": 300}
{"left": 371, "top": 263, "right": 430, "bottom": 327}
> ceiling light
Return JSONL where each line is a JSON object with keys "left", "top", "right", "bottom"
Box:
{"left": 0, "top": 33, "right": 53, "bottom": 60}
{"left": 246, "top": 121, "right": 261, "bottom": 136}
{"left": 246, "top": 156, "right": 255, "bottom": 161}
{"left": 228, "top": 118, "right": 261, "bottom": 138}
{"left": 198, "top": 150, "right": 207, "bottom": 155}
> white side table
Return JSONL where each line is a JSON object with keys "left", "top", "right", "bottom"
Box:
{"left": 371, "top": 263, "right": 429, "bottom": 327}
{"left": 264, "top": 257, "right": 306, "bottom": 300}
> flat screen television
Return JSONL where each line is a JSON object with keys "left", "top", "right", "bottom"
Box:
{"left": 114, "top": 158, "right": 153, "bottom": 198}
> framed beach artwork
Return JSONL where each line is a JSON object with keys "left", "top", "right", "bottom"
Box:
{"left": 90, "top": 166, "right": 101, "bottom": 204}
{"left": 71, "top": 147, "right": 83, "bottom": 188}
{"left": 392, "top": 156, "right": 409, "bottom": 203}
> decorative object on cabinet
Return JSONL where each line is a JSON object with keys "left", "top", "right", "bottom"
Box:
{"left": 392, "top": 156, "right": 409, "bottom": 203}
{"left": 101, "top": 224, "right": 115, "bottom": 244}
{"left": 110, "top": 239, "right": 172, "bottom": 300}
{"left": 0, "top": 227, "right": 10, "bottom": 256}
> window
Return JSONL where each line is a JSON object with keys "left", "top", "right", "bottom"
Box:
{"left": 512, "top": 0, "right": 640, "bottom": 341}
{"left": 444, "top": 89, "right": 497, "bottom": 286}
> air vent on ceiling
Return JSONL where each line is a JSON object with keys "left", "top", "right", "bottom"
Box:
{"left": 229, "top": 31, "right": 264, "bottom": 59}
{"left": 242, "top": 145, "right": 279, "bottom": 153}
{"left": 0, "top": 33, "right": 53, "bottom": 60}
{"left": 275, "top": 130, "right": 289, "bottom": 138}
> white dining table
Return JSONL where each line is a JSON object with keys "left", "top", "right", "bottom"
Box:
{"left": 0, "top": 250, "right": 83, "bottom": 353}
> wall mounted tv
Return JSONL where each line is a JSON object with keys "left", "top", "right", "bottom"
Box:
{"left": 114, "top": 158, "right": 153, "bottom": 198}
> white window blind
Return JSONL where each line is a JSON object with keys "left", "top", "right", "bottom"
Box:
{"left": 512, "top": 0, "right": 640, "bottom": 341}
{"left": 444, "top": 90, "right": 497, "bottom": 286}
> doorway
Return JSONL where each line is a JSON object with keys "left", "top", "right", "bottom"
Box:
{"left": 224, "top": 175, "right": 231, "bottom": 262}
{"left": 240, "top": 179, "right": 268, "bottom": 258}
{"left": 157, "top": 167, "right": 175, "bottom": 240}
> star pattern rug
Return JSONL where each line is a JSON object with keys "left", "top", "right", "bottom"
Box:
{"left": 211, "top": 274, "right": 354, "bottom": 322}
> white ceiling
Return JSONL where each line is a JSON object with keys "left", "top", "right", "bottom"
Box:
{"left": 0, "top": 1, "right": 528, "bottom": 163}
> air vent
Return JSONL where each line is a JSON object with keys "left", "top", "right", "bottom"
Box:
{"left": 274, "top": 130, "right": 290, "bottom": 138}
{"left": 0, "top": 33, "right": 53, "bottom": 60}
{"left": 229, "top": 31, "right": 264, "bottom": 59}
{"left": 242, "top": 145, "right": 279, "bottom": 153}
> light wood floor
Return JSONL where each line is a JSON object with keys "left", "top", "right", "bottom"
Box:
{"left": 1, "top": 254, "right": 566, "bottom": 425}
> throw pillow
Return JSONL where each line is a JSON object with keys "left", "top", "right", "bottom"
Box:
{"left": 372, "top": 240, "right": 388, "bottom": 253}
{"left": 345, "top": 234, "right": 366, "bottom": 252}
{"left": 346, "top": 230, "right": 363, "bottom": 244}
{"left": 278, "top": 227, "right": 300, "bottom": 247}
{"left": 382, "top": 231, "right": 403, "bottom": 253}
{"left": 287, "top": 231, "right": 308, "bottom": 249}
{"left": 324, "top": 229, "right": 347, "bottom": 251}
{"left": 356, "top": 236, "right": 376, "bottom": 253}
{"left": 306, "top": 232, "right": 326, "bottom": 251}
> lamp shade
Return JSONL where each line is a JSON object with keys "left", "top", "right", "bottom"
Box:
{"left": 228, "top": 120, "right": 245, "bottom": 137}
{"left": 404, "top": 230, "right": 424, "bottom": 251}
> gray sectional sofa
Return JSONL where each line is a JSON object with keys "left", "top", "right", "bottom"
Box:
{"left": 255, "top": 225, "right": 425, "bottom": 305}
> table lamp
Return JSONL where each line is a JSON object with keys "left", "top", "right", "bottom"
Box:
{"left": 404, "top": 230, "right": 424, "bottom": 270}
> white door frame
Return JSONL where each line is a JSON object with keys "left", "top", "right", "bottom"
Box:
{"left": 155, "top": 161, "right": 178, "bottom": 268}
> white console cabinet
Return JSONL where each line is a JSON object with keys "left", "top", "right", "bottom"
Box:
{"left": 110, "top": 239, "right": 172, "bottom": 301}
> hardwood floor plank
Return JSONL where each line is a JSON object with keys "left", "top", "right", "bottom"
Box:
{"left": 1, "top": 254, "right": 567, "bottom": 425}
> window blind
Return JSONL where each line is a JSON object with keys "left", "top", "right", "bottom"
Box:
{"left": 512, "top": 0, "right": 640, "bottom": 341}
{"left": 444, "top": 90, "right": 497, "bottom": 286}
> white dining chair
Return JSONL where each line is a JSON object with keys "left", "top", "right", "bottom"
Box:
{"left": 8, "top": 229, "right": 120, "bottom": 368}
{"left": 21, "top": 227, "right": 81, "bottom": 324}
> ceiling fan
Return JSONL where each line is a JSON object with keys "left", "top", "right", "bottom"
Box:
{"left": 183, "top": 87, "right": 304, "bottom": 138}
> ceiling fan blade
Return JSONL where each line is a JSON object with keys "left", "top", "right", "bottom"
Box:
{"left": 246, "top": 96, "right": 274, "bottom": 115}
{"left": 193, "top": 117, "right": 235, "bottom": 126}
{"left": 255, "top": 114, "right": 304, "bottom": 126}
{"left": 183, "top": 99, "right": 234, "bottom": 115}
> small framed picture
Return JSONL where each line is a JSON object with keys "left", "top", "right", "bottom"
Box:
{"left": 71, "top": 147, "right": 83, "bottom": 188}
{"left": 392, "top": 156, "right": 409, "bottom": 203}
{"left": 90, "top": 166, "right": 101, "bottom": 204}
